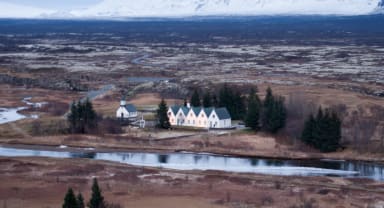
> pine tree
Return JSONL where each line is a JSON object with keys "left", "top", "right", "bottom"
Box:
{"left": 190, "top": 89, "right": 201, "bottom": 107}
{"left": 89, "top": 178, "right": 105, "bottom": 208}
{"left": 300, "top": 107, "right": 342, "bottom": 152}
{"left": 261, "top": 87, "right": 286, "bottom": 133}
{"left": 261, "top": 87, "right": 274, "bottom": 132}
{"left": 63, "top": 188, "right": 78, "bottom": 208}
{"left": 202, "top": 92, "right": 212, "bottom": 107}
{"left": 234, "top": 93, "right": 246, "bottom": 120}
{"left": 245, "top": 88, "right": 261, "bottom": 131}
{"left": 77, "top": 193, "right": 85, "bottom": 208}
{"left": 68, "top": 102, "right": 78, "bottom": 133}
{"left": 218, "top": 84, "right": 246, "bottom": 120}
{"left": 156, "top": 99, "right": 171, "bottom": 129}
{"left": 67, "top": 100, "right": 98, "bottom": 134}
{"left": 212, "top": 94, "right": 219, "bottom": 107}
{"left": 301, "top": 114, "right": 316, "bottom": 145}
{"left": 76, "top": 101, "right": 85, "bottom": 133}
{"left": 84, "top": 98, "right": 97, "bottom": 132}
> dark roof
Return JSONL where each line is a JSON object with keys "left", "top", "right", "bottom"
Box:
{"left": 181, "top": 106, "right": 190, "bottom": 115}
{"left": 191, "top": 107, "right": 202, "bottom": 115}
{"left": 215, "top": 108, "right": 231, "bottom": 120}
{"left": 170, "top": 106, "right": 180, "bottom": 115}
{"left": 204, "top": 107, "right": 214, "bottom": 117}
{"left": 124, "top": 104, "right": 137, "bottom": 112}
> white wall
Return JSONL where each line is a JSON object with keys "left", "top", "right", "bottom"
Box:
{"left": 167, "top": 109, "right": 177, "bottom": 126}
{"left": 116, "top": 107, "right": 137, "bottom": 119}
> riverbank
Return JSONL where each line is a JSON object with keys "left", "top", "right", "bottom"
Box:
{"left": 0, "top": 156, "right": 383, "bottom": 208}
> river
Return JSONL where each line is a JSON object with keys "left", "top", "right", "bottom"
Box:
{"left": 1, "top": 146, "right": 384, "bottom": 181}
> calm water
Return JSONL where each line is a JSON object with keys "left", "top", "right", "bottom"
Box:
{"left": 1, "top": 146, "right": 384, "bottom": 181}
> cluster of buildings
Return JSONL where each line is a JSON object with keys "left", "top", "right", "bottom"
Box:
{"left": 167, "top": 103, "right": 232, "bottom": 129}
{"left": 117, "top": 98, "right": 232, "bottom": 129}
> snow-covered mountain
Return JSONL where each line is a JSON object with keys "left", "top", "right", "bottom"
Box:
{"left": 0, "top": 0, "right": 384, "bottom": 19}
{"left": 0, "top": 2, "right": 55, "bottom": 18}
{"left": 70, "top": 0, "right": 384, "bottom": 17}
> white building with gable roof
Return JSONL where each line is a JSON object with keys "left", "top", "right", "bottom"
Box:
{"left": 168, "top": 104, "right": 232, "bottom": 129}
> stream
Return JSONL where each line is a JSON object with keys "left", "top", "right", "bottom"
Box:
{"left": 1, "top": 146, "right": 384, "bottom": 181}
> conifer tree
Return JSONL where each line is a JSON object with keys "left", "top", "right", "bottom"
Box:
{"left": 63, "top": 188, "right": 78, "bottom": 208}
{"left": 261, "top": 87, "right": 286, "bottom": 133}
{"left": 77, "top": 193, "right": 85, "bottom": 208}
{"left": 156, "top": 99, "right": 171, "bottom": 129}
{"left": 218, "top": 84, "right": 246, "bottom": 120}
{"left": 301, "top": 114, "right": 315, "bottom": 145}
{"left": 190, "top": 89, "right": 201, "bottom": 107}
{"left": 89, "top": 178, "right": 105, "bottom": 208}
{"left": 84, "top": 98, "right": 97, "bottom": 132}
{"left": 202, "top": 92, "right": 212, "bottom": 107}
{"left": 245, "top": 88, "right": 261, "bottom": 131}
{"left": 301, "top": 107, "right": 341, "bottom": 152}
{"left": 212, "top": 94, "right": 219, "bottom": 107}
{"left": 68, "top": 102, "right": 78, "bottom": 133}
{"left": 67, "top": 99, "right": 98, "bottom": 134}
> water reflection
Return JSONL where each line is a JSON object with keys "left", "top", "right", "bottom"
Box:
{"left": 0, "top": 146, "right": 384, "bottom": 181}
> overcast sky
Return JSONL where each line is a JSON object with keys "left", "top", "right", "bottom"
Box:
{"left": 2, "top": 0, "right": 101, "bottom": 10}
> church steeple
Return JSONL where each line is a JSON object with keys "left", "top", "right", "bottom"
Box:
{"left": 120, "top": 95, "right": 126, "bottom": 106}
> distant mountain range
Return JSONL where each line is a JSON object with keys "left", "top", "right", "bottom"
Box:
{"left": 1, "top": 0, "right": 384, "bottom": 19}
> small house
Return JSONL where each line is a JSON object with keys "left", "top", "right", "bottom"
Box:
{"left": 116, "top": 98, "right": 138, "bottom": 120}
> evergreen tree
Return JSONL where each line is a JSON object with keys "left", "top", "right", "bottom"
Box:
{"left": 245, "top": 88, "right": 261, "bottom": 131}
{"left": 202, "top": 92, "right": 212, "bottom": 107}
{"left": 77, "top": 193, "right": 85, "bottom": 208}
{"left": 156, "top": 99, "right": 171, "bottom": 129}
{"left": 76, "top": 101, "right": 85, "bottom": 133}
{"left": 300, "top": 107, "right": 342, "bottom": 152}
{"left": 84, "top": 98, "right": 97, "bottom": 132}
{"left": 212, "top": 94, "right": 219, "bottom": 107}
{"left": 233, "top": 93, "right": 246, "bottom": 120}
{"left": 218, "top": 84, "right": 246, "bottom": 120}
{"left": 261, "top": 87, "right": 287, "bottom": 133}
{"left": 63, "top": 188, "right": 78, "bottom": 208}
{"left": 183, "top": 99, "right": 188, "bottom": 107}
{"left": 68, "top": 102, "right": 78, "bottom": 133}
{"left": 67, "top": 99, "right": 98, "bottom": 134}
{"left": 89, "top": 178, "right": 105, "bottom": 208}
{"left": 261, "top": 87, "right": 274, "bottom": 132}
{"left": 219, "top": 84, "right": 232, "bottom": 109}
{"left": 301, "top": 114, "right": 316, "bottom": 145}
{"left": 190, "top": 89, "right": 201, "bottom": 107}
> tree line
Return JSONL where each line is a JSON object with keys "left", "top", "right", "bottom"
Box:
{"left": 67, "top": 99, "right": 122, "bottom": 135}
{"left": 67, "top": 99, "right": 98, "bottom": 134}
{"left": 189, "top": 84, "right": 247, "bottom": 120}
{"left": 244, "top": 86, "right": 287, "bottom": 134}
{"left": 187, "top": 85, "right": 342, "bottom": 152}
